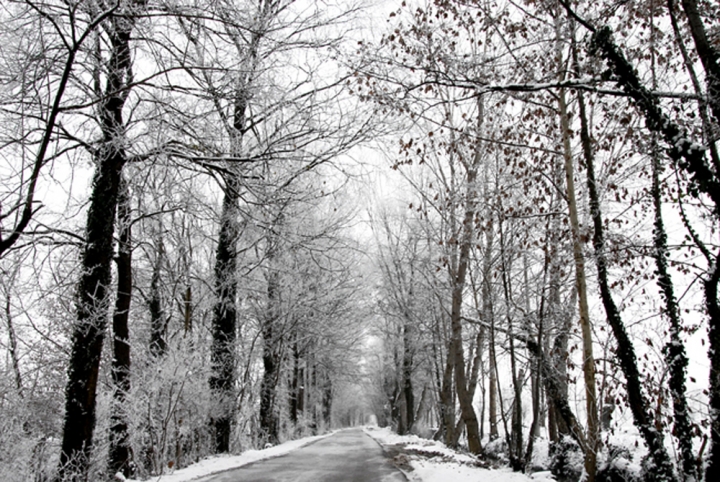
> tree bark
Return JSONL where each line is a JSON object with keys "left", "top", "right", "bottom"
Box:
{"left": 447, "top": 95, "right": 484, "bottom": 456}
{"left": 558, "top": 86, "right": 599, "bottom": 482}
{"left": 673, "top": 2, "right": 720, "bottom": 478}
{"left": 56, "top": 3, "right": 142, "bottom": 478}
{"left": 4, "top": 288, "right": 23, "bottom": 396}
{"left": 526, "top": 339, "right": 588, "bottom": 454}
{"left": 208, "top": 0, "right": 274, "bottom": 452}
{"left": 498, "top": 219, "right": 524, "bottom": 468}
{"left": 259, "top": 254, "right": 280, "bottom": 445}
{"left": 401, "top": 322, "right": 415, "bottom": 434}
{"left": 209, "top": 177, "right": 240, "bottom": 452}
{"left": 108, "top": 178, "right": 133, "bottom": 479}
{"left": 149, "top": 239, "right": 166, "bottom": 358}
{"left": 482, "top": 213, "right": 499, "bottom": 441}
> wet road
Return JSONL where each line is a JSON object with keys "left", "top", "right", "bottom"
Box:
{"left": 196, "top": 428, "right": 407, "bottom": 482}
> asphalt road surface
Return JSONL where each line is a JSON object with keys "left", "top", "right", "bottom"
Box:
{"left": 196, "top": 428, "right": 407, "bottom": 482}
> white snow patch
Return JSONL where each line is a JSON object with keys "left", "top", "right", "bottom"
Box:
{"left": 125, "top": 432, "right": 333, "bottom": 482}
{"left": 364, "top": 426, "right": 554, "bottom": 482}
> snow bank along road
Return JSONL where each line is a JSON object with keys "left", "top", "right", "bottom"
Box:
{"left": 195, "top": 428, "right": 407, "bottom": 482}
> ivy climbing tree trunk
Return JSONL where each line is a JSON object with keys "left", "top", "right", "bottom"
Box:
{"left": 208, "top": 0, "right": 275, "bottom": 453}
{"left": 209, "top": 172, "right": 241, "bottom": 453}
{"left": 575, "top": 17, "right": 719, "bottom": 480}
{"left": 56, "top": 2, "right": 144, "bottom": 479}
{"left": 650, "top": 139, "right": 696, "bottom": 481}
{"left": 576, "top": 87, "right": 678, "bottom": 482}
{"left": 108, "top": 177, "right": 133, "bottom": 479}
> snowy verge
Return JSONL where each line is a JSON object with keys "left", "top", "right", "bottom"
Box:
{"left": 122, "top": 432, "right": 334, "bottom": 482}
{"left": 363, "top": 426, "right": 555, "bottom": 482}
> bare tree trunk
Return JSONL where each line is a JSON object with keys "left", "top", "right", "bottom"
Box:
{"left": 526, "top": 339, "right": 588, "bottom": 453}
{"left": 290, "top": 337, "right": 301, "bottom": 426}
{"left": 108, "top": 178, "right": 133, "bottom": 479}
{"left": 525, "top": 246, "right": 548, "bottom": 469}
{"left": 439, "top": 337, "right": 456, "bottom": 446}
{"left": 260, "top": 248, "right": 281, "bottom": 445}
{"left": 149, "top": 238, "right": 166, "bottom": 358}
{"left": 402, "top": 322, "right": 415, "bottom": 434}
{"left": 482, "top": 213, "right": 499, "bottom": 441}
{"left": 558, "top": 85, "right": 599, "bottom": 482}
{"left": 447, "top": 96, "right": 485, "bottom": 455}
{"left": 3, "top": 289, "right": 23, "bottom": 396}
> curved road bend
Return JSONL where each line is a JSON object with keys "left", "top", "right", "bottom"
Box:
{"left": 196, "top": 428, "right": 407, "bottom": 482}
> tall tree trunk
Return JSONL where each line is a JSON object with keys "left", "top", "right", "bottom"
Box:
{"left": 4, "top": 290, "right": 23, "bottom": 397}
{"left": 290, "top": 337, "right": 301, "bottom": 426}
{"left": 260, "top": 254, "right": 280, "bottom": 445}
{"left": 482, "top": 212, "right": 499, "bottom": 441}
{"left": 208, "top": 0, "right": 277, "bottom": 452}
{"left": 448, "top": 95, "right": 484, "bottom": 456}
{"left": 183, "top": 284, "right": 192, "bottom": 334}
{"left": 499, "top": 219, "right": 523, "bottom": 470}
{"left": 56, "top": 3, "right": 142, "bottom": 478}
{"left": 149, "top": 239, "right": 166, "bottom": 358}
{"left": 674, "top": 2, "right": 720, "bottom": 477}
{"left": 209, "top": 174, "right": 240, "bottom": 453}
{"left": 650, "top": 143, "right": 696, "bottom": 481}
{"left": 526, "top": 244, "right": 549, "bottom": 469}
{"left": 439, "top": 335, "right": 456, "bottom": 446}
{"left": 705, "top": 257, "right": 720, "bottom": 481}
{"left": 558, "top": 85, "right": 599, "bottom": 482}
{"left": 576, "top": 89, "right": 678, "bottom": 482}
{"left": 402, "top": 322, "right": 415, "bottom": 434}
{"left": 108, "top": 178, "right": 133, "bottom": 479}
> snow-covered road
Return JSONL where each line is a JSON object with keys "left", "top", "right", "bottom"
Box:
{"left": 193, "top": 428, "right": 406, "bottom": 482}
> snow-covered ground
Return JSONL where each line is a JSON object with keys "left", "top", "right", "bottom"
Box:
{"left": 122, "top": 433, "right": 334, "bottom": 482}
{"left": 121, "top": 426, "right": 559, "bottom": 482}
{"left": 363, "top": 426, "right": 555, "bottom": 482}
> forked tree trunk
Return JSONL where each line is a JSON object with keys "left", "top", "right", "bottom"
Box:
{"left": 208, "top": 0, "right": 278, "bottom": 453}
